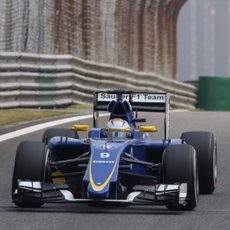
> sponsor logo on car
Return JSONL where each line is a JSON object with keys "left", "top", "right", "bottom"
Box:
{"left": 97, "top": 92, "right": 166, "bottom": 103}
{"left": 92, "top": 160, "right": 115, "bottom": 164}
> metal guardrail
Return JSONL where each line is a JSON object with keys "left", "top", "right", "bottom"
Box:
{"left": 0, "top": 52, "right": 197, "bottom": 109}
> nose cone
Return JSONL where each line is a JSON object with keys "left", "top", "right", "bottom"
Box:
{"left": 86, "top": 156, "right": 118, "bottom": 199}
{"left": 83, "top": 139, "right": 131, "bottom": 199}
{"left": 87, "top": 183, "right": 110, "bottom": 199}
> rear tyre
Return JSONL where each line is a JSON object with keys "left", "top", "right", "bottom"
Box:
{"left": 181, "top": 131, "right": 217, "bottom": 194}
{"left": 162, "top": 144, "right": 199, "bottom": 211}
{"left": 42, "top": 128, "right": 78, "bottom": 144}
{"left": 12, "top": 141, "right": 48, "bottom": 208}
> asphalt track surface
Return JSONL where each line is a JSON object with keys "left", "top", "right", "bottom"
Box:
{"left": 0, "top": 111, "right": 230, "bottom": 230}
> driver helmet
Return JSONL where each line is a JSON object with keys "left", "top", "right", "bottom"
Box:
{"left": 106, "top": 118, "right": 130, "bottom": 139}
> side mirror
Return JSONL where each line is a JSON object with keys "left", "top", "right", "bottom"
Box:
{"left": 139, "top": 126, "right": 158, "bottom": 133}
{"left": 71, "top": 125, "right": 89, "bottom": 138}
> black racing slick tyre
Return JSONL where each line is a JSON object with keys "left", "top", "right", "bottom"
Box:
{"left": 181, "top": 131, "right": 217, "bottom": 194}
{"left": 162, "top": 144, "right": 199, "bottom": 211}
{"left": 42, "top": 128, "right": 78, "bottom": 144}
{"left": 12, "top": 141, "right": 48, "bottom": 208}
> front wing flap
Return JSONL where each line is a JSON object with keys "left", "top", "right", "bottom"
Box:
{"left": 14, "top": 181, "right": 187, "bottom": 206}
{"left": 132, "top": 184, "right": 187, "bottom": 205}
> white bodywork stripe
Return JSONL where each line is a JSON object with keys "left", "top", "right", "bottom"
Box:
{"left": 165, "top": 185, "right": 179, "bottom": 190}
{"left": 60, "top": 190, "right": 74, "bottom": 200}
{"left": 126, "top": 192, "right": 141, "bottom": 202}
{"left": 179, "top": 183, "right": 187, "bottom": 199}
{"left": 156, "top": 185, "right": 165, "bottom": 192}
{"left": 18, "top": 181, "right": 42, "bottom": 192}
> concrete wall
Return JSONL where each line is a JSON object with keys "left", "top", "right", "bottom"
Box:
{"left": 0, "top": 52, "right": 197, "bottom": 109}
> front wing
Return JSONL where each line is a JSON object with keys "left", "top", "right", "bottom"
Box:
{"left": 14, "top": 181, "right": 187, "bottom": 206}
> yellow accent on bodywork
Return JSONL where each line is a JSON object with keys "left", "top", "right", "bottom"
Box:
{"left": 52, "top": 169, "right": 65, "bottom": 184}
{"left": 139, "top": 126, "right": 158, "bottom": 133}
{"left": 89, "top": 158, "right": 119, "bottom": 191}
{"left": 71, "top": 124, "right": 89, "bottom": 138}
{"left": 71, "top": 124, "right": 89, "bottom": 132}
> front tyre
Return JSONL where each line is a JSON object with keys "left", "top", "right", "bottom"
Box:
{"left": 162, "top": 144, "right": 199, "bottom": 211}
{"left": 181, "top": 131, "right": 217, "bottom": 194}
{"left": 42, "top": 128, "right": 78, "bottom": 144}
{"left": 12, "top": 141, "right": 49, "bottom": 208}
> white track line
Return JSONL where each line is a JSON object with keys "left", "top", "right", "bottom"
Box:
{"left": 0, "top": 113, "right": 109, "bottom": 143}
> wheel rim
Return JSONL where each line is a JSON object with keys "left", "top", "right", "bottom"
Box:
{"left": 193, "top": 151, "right": 199, "bottom": 205}
{"left": 43, "top": 148, "right": 50, "bottom": 182}
{"left": 213, "top": 142, "right": 218, "bottom": 188}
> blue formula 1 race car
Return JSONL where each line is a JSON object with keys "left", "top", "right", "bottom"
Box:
{"left": 12, "top": 90, "right": 217, "bottom": 211}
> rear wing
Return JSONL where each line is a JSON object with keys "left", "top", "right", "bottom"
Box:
{"left": 93, "top": 90, "right": 170, "bottom": 139}
{"left": 94, "top": 91, "right": 169, "bottom": 112}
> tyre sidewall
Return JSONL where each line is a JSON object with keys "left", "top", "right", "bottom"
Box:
{"left": 42, "top": 128, "right": 78, "bottom": 144}
{"left": 12, "top": 141, "right": 48, "bottom": 207}
{"left": 162, "top": 144, "right": 198, "bottom": 210}
{"left": 181, "top": 131, "right": 217, "bottom": 194}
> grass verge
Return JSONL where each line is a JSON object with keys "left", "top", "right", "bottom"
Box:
{"left": 0, "top": 109, "right": 69, "bottom": 128}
